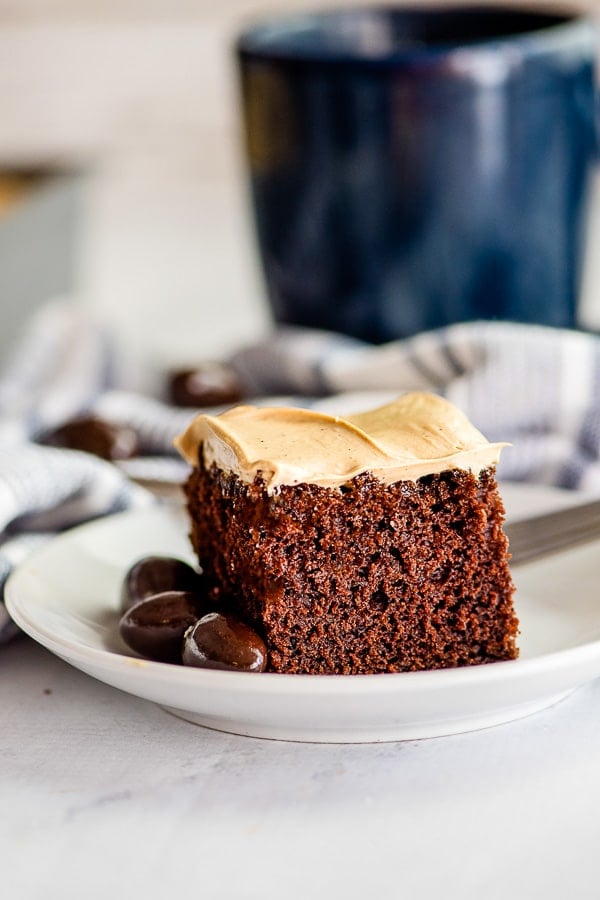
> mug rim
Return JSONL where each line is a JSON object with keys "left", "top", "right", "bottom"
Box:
{"left": 237, "top": 4, "right": 594, "bottom": 66}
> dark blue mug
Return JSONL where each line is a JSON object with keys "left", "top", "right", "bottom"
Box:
{"left": 237, "top": 6, "right": 599, "bottom": 342}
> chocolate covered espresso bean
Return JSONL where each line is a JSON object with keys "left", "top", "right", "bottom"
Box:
{"left": 119, "top": 591, "right": 200, "bottom": 663}
{"left": 168, "top": 363, "right": 244, "bottom": 408}
{"left": 120, "top": 555, "right": 204, "bottom": 613}
{"left": 182, "top": 613, "right": 267, "bottom": 672}
{"left": 40, "top": 415, "right": 139, "bottom": 461}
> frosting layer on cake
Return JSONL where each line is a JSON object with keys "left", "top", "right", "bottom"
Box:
{"left": 175, "top": 392, "right": 506, "bottom": 491}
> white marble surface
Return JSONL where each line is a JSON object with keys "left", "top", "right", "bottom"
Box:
{"left": 3, "top": 636, "right": 600, "bottom": 898}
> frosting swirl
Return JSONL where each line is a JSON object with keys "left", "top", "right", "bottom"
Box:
{"left": 175, "top": 392, "right": 506, "bottom": 491}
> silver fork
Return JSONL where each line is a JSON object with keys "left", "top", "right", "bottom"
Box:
{"left": 505, "top": 498, "right": 600, "bottom": 567}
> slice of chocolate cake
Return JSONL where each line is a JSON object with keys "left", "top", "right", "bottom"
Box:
{"left": 175, "top": 393, "right": 518, "bottom": 675}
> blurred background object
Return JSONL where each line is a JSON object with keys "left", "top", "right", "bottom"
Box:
{"left": 0, "top": 169, "right": 81, "bottom": 360}
{"left": 238, "top": 5, "right": 599, "bottom": 342}
{"left": 0, "top": 0, "right": 599, "bottom": 365}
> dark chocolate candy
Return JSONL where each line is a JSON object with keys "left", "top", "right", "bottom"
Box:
{"left": 168, "top": 363, "right": 244, "bottom": 408}
{"left": 119, "top": 591, "right": 200, "bottom": 664}
{"left": 120, "top": 555, "right": 204, "bottom": 613}
{"left": 182, "top": 612, "right": 267, "bottom": 672}
{"left": 40, "top": 415, "right": 139, "bottom": 461}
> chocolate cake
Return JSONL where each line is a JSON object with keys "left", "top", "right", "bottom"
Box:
{"left": 175, "top": 393, "right": 518, "bottom": 675}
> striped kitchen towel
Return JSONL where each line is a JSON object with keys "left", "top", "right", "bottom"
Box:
{"left": 0, "top": 444, "right": 152, "bottom": 642}
{"left": 230, "top": 320, "right": 600, "bottom": 492}
{"left": 2, "top": 298, "right": 600, "bottom": 643}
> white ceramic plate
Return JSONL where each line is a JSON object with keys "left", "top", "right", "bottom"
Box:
{"left": 6, "top": 483, "right": 600, "bottom": 743}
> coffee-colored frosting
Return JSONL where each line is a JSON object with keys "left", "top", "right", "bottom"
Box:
{"left": 175, "top": 392, "right": 506, "bottom": 491}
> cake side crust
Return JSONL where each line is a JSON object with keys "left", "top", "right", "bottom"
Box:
{"left": 184, "top": 463, "right": 518, "bottom": 675}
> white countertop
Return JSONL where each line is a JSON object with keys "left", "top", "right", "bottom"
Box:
{"left": 4, "top": 633, "right": 600, "bottom": 898}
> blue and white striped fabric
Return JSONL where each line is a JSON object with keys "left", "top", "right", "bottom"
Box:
{"left": 0, "top": 445, "right": 152, "bottom": 642}
{"left": 2, "top": 298, "right": 600, "bottom": 645}
{"left": 231, "top": 321, "right": 600, "bottom": 492}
